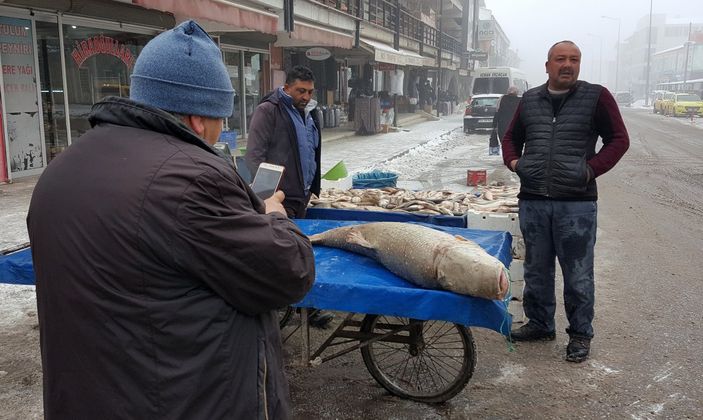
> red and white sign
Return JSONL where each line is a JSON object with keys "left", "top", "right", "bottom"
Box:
{"left": 305, "top": 47, "right": 331, "bottom": 61}
{"left": 70, "top": 35, "right": 136, "bottom": 69}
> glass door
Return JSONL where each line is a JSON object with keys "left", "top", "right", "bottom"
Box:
{"left": 223, "top": 50, "right": 241, "bottom": 137}
{"left": 0, "top": 16, "right": 45, "bottom": 177}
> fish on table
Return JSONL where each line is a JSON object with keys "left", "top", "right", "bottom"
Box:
{"left": 308, "top": 222, "right": 509, "bottom": 301}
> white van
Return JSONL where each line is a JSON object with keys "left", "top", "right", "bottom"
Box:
{"left": 471, "top": 67, "right": 529, "bottom": 96}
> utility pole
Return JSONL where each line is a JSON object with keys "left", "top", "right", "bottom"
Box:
{"left": 644, "top": 0, "right": 653, "bottom": 106}
{"left": 683, "top": 23, "right": 693, "bottom": 86}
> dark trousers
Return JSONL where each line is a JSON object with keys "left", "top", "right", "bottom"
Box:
{"left": 518, "top": 200, "right": 597, "bottom": 339}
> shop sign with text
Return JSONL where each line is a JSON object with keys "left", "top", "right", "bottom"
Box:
{"left": 71, "top": 35, "right": 136, "bottom": 69}
{"left": 305, "top": 47, "right": 331, "bottom": 61}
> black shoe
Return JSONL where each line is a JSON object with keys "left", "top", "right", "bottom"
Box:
{"left": 308, "top": 310, "right": 334, "bottom": 329}
{"left": 510, "top": 322, "right": 556, "bottom": 342}
{"left": 565, "top": 337, "right": 591, "bottom": 363}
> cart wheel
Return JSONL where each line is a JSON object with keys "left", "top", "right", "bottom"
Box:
{"left": 360, "top": 315, "right": 475, "bottom": 403}
{"left": 278, "top": 306, "right": 294, "bottom": 328}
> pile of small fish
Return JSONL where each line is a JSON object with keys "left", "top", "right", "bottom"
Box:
{"left": 309, "top": 186, "right": 519, "bottom": 215}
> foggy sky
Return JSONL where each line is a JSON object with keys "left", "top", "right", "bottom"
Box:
{"left": 484, "top": 0, "right": 703, "bottom": 90}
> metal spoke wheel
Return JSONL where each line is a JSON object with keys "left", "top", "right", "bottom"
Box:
{"left": 278, "top": 306, "right": 294, "bottom": 329}
{"left": 360, "top": 315, "right": 476, "bottom": 403}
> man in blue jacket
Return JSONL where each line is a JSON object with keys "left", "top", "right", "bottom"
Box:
{"left": 246, "top": 65, "right": 332, "bottom": 328}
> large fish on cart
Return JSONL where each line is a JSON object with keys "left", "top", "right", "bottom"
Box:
{"left": 308, "top": 222, "right": 509, "bottom": 300}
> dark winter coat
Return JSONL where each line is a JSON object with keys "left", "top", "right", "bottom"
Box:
{"left": 27, "top": 97, "right": 315, "bottom": 419}
{"left": 493, "top": 94, "right": 521, "bottom": 141}
{"left": 245, "top": 88, "right": 322, "bottom": 218}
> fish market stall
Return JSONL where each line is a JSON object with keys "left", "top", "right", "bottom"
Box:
{"left": 284, "top": 216, "right": 513, "bottom": 403}
{"left": 1, "top": 218, "right": 514, "bottom": 404}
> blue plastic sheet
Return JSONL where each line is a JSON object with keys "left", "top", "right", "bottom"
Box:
{"left": 305, "top": 207, "right": 467, "bottom": 228}
{"left": 0, "top": 248, "right": 34, "bottom": 285}
{"left": 294, "top": 219, "right": 513, "bottom": 335}
{"left": 1, "top": 220, "right": 513, "bottom": 335}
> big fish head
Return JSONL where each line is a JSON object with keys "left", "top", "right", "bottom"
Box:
{"left": 435, "top": 243, "right": 509, "bottom": 300}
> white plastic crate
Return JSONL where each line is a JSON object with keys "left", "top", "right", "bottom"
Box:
{"left": 509, "top": 258, "right": 524, "bottom": 282}
{"left": 508, "top": 300, "right": 526, "bottom": 324}
{"left": 466, "top": 211, "right": 520, "bottom": 236}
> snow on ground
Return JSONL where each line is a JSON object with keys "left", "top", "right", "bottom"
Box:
{"left": 0, "top": 177, "right": 34, "bottom": 251}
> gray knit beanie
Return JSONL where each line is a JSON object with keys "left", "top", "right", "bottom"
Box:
{"left": 130, "top": 20, "right": 234, "bottom": 118}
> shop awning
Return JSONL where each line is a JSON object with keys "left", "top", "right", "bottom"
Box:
{"left": 274, "top": 21, "right": 354, "bottom": 49}
{"left": 133, "top": 0, "right": 278, "bottom": 35}
{"left": 361, "top": 38, "right": 436, "bottom": 68}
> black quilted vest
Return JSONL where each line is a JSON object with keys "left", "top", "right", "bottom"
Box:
{"left": 515, "top": 81, "right": 602, "bottom": 199}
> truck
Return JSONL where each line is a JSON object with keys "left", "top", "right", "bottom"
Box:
{"left": 470, "top": 67, "right": 529, "bottom": 96}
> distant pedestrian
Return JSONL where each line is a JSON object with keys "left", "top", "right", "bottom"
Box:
{"left": 502, "top": 40, "right": 629, "bottom": 363}
{"left": 489, "top": 86, "right": 520, "bottom": 155}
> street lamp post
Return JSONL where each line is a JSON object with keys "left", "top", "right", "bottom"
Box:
{"left": 602, "top": 15, "right": 621, "bottom": 92}
{"left": 645, "top": 0, "right": 653, "bottom": 106}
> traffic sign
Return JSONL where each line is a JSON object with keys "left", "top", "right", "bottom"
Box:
{"left": 469, "top": 51, "right": 488, "bottom": 61}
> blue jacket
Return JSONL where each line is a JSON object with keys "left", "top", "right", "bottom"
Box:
{"left": 246, "top": 88, "right": 322, "bottom": 217}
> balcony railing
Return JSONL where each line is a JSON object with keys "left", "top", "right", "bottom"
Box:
{"left": 440, "top": 32, "right": 461, "bottom": 55}
{"left": 310, "top": 0, "right": 360, "bottom": 18}
{"left": 367, "top": 0, "right": 397, "bottom": 31}
{"left": 365, "top": 0, "right": 462, "bottom": 55}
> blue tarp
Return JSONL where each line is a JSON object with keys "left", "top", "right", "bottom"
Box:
{"left": 294, "top": 219, "right": 512, "bottom": 335}
{"left": 0, "top": 247, "right": 34, "bottom": 285}
{"left": 0, "top": 217, "right": 513, "bottom": 335}
{"left": 305, "top": 207, "right": 467, "bottom": 228}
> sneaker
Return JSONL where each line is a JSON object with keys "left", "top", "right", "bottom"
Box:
{"left": 565, "top": 337, "right": 591, "bottom": 363}
{"left": 308, "top": 310, "right": 334, "bottom": 329}
{"left": 510, "top": 322, "right": 556, "bottom": 342}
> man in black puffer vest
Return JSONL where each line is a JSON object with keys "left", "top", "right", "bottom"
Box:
{"left": 502, "top": 41, "right": 629, "bottom": 363}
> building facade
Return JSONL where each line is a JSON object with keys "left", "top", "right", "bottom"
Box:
{"left": 618, "top": 14, "right": 703, "bottom": 100}
{"left": 0, "top": 0, "right": 505, "bottom": 182}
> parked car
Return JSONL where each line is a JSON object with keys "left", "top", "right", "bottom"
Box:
{"left": 663, "top": 93, "right": 703, "bottom": 117}
{"left": 464, "top": 94, "right": 501, "bottom": 133}
{"left": 614, "top": 91, "right": 633, "bottom": 107}
{"left": 653, "top": 91, "right": 675, "bottom": 114}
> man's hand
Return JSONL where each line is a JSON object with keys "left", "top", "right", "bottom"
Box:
{"left": 264, "top": 190, "right": 287, "bottom": 216}
{"left": 510, "top": 159, "right": 519, "bottom": 171}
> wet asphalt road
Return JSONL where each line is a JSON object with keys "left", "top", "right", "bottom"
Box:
{"left": 1, "top": 109, "right": 702, "bottom": 419}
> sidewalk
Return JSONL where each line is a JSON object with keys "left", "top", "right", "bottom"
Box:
{"left": 0, "top": 112, "right": 464, "bottom": 251}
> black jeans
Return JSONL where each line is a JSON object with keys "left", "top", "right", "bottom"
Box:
{"left": 519, "top": 200, "right": 597, "bottom": 339}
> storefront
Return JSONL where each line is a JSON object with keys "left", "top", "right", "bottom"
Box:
{"left": 0, "top": 5, "right": 168, "bottom": 181}
{"left": 0, "top": 3, "right": 275, "bottom": 182}
{"left": 219, "top": 41, "right": 271, "bottom": 142}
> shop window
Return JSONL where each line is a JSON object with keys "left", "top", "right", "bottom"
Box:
{"left": 0, "top": 16, "right": 44, "bottom": 175}
{"left": 244, "top": 51, "right": 263, "bottom": 128}
{"left": 62, "top": 24, "right": 152, "bottom": 140}
{"left": 223, "top": 50, "right": 241, "bottom": 135}
{"left": 36, "top": 20, "right": 68, "bottom": 162}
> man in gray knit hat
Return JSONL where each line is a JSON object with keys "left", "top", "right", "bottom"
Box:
{"left": 28, "top": 20, "right": 314, "bottom": 419}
